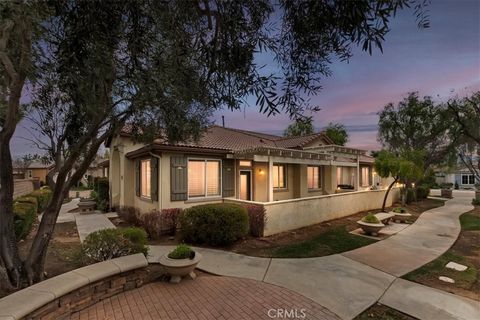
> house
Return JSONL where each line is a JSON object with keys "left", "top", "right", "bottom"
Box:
{"left": 435, "top": 167, "right": 479, "bottom": 189}
{"left": 107, "top": 125, "right": 398, "bottom": 236}
{"left": 13, "top": 161, "right": 54, "bottom": 185}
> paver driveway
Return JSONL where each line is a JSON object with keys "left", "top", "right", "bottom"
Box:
{"left": 70, "top": 275, "right": 339, "bottom": 320}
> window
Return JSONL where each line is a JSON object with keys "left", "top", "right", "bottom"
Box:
{"left": 273, "top": 164, "right": 286, "bottom": 189}
{"left": 307, "top": 166, "right": 321, "bottom": 189}
{"left": 140, "top": 159, "right": 151, "bottom": 198}
{"left": 188, "top": 159, "right": 221, "bottom": 198}
{"left": 461, "top": 174, "right": 475, "bottom": 185}
{"left": 239, "top": 160, "right": 252, "bottom": 167}
{"left": 361, "top": 167, "right": 370, "bottom": 187}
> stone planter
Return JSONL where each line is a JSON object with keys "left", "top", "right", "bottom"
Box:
{"left": 159, "top": 252, "right": 202, "bottom": 283}
{"left": 391, "top": 212, "right": 412, "bottom": 223}
{"left": 357, "top": 221, "right": 385, "bottom": 236}
{"left": 441, "top": 189, "right": 452, "bottom": 198}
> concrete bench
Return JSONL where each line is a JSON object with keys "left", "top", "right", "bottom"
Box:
{"left": 0, "top": 253, "right": 148, "bottom": 320}
{"left": 77, "top": 201, "right": 96, "bottom": 212}
{"left": 375, "top": 212, "right": 395, "bottom": 225}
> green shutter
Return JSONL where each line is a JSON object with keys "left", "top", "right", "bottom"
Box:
{"left": 170, "top": 155, "right": 187, "bottom": 201}
{"left": 368, "top": 166, "right": 373, "bottom": 186}
{"left": 151, "top": 157, "right": 159, "bottom": 201}
{"left": 222, "top": 159, "right": 235, "bottom": 197}
{"left": 135, "top": 159, "right": 140, "bottom": 197}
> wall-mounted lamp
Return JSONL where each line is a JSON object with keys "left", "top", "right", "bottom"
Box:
{"left": 258, "top": 169, "right": 264, "bottom": 175}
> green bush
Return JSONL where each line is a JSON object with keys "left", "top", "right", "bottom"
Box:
{"left": 92, "top": 177, "right": 109, "bottom": 212}
{"left": 13, "top": 202, "right": 37, "bottom": 240}
{"left": 181, "top": 203, "right": 249, "bottom": 246}
{"left": 361, "top": 213, "right": 380, "bottom": 224}
{"left": 29, "top": 188, "right": 53, "bottom": 212}
{"left": 472, "top": 198, "right": 480, "bottom": 206}
{"left": 82, "top": 227, "right": 148, "bottom": 263}
{"left": 15, "top": 196, "right": 38, "bottom": 213}
{"left": 416, "top": 185, "right": 430, "bottom": 199}
{"left": 168, "top": 244, "right": 194, "bottom": 259}
{"left": 406, "top": 188, "right": 415, "bottom": 203}
{"left": 393, "top": 207, "right": 407, "bottom": 213}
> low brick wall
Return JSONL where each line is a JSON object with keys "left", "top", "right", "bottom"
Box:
{"left": 26, "top": 268, "right": 151, "bottom": 320}
{"left": 13, "top": 179, "right": 35, "bottom": 199}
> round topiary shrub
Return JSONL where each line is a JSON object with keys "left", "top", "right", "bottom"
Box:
{"left": 180, "top": 203, "right": 249, "bottom": 246}
{"left": 361, "top": 212, "right": 380, "bottom": 224}
{"left": 393, "top": 207, "right": 407, "bottom": 213}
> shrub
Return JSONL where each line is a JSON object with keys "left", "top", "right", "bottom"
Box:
{"left": 181, "top": 203, "right": 249, "bottom": 246}
{"left": 92, "top": 177, "right": 109, "bottom": 212}
{"left": 29, "top": 188, "right": 53, "bottom": 212}
{"left": 15, "top": 196, "right": 38, "bottom": 213}
{"left": 242, "top": 204, "right": 267, "bottom": 237}
{"left": 168, "top": 244, "right": 194, "bottom": 259}
{"left": 13, "top": 202, "right": 37, "bottom": 240}
{"left": 416, "top": 185, "right": 430, "bottom": 199}
{"left": 441, "top": 182, "right": 453, "bottom": 190}
{"left": 118, "top": 206, "right": 141, "bottom": 226}
{"left": 472, "top": 198, "right": 480, "bottom": 206}
{"left": 139, "top": 208, "right": 182, "bottom": 239}
{"left": 361, "top": 213, "right": 380, "bottom": 224}
{"left": 82, "top": 227, "right": 148, "bottom": 263}
{"left": 454, "top": 181, "right": 459, "bottom": 190}
{"left": 406, "top": 188, "right": 415, "bottom": 203}
{"left": 393, "top": 207, "right": 407, "bottom": 213}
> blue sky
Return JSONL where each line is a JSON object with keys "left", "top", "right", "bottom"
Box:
{"left": 11, "top": 0, "right": 480, "bottom": 156}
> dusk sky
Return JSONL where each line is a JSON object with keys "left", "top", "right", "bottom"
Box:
{"left": 11, "top": 0, "right": 480, "bottom": 156}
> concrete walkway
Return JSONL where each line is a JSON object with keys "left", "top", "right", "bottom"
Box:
{"left": 148, "top": 193, "right": 479, "bottom": 320}
{"left": 38, "top": 198, "right": 80, "bottom": 223}
{"left": 75, "top": 213, "right": 116, "bottom": 242}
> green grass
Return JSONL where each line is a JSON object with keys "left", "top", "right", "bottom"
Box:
{"left": 460, "top": 213, "right": 480, "bottom": 231}
{"left": 403, "top": 251, "right": 477, "bottom": 289}
{"left": 267, "top": 226, "right": 376, "bottom": 258}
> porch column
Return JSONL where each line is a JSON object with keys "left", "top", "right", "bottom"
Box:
{"left": 356, "top": 155, "right": 360, "bottom": 190}
{"left": 268, "top": 156, "right": 273, "bottom": 202}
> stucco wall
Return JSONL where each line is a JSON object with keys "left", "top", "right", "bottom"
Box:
{"left": 13, "top": 179, "right": 35, "bottom": 199}
{"left": 262, "top": 188, "right": 401, "bottom": 236}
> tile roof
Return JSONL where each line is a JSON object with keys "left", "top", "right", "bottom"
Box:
{"left": 151, "top": 125, "right": 333, "bottom": 152}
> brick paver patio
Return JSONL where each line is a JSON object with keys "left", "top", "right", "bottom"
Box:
{"left": 69, "top": 275, "right": 339, "bottom": 320}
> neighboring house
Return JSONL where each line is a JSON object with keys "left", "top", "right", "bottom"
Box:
{"left": 435, "top": 168, "right": 479, "bottom": 189}
{"left": 13, "top": 161, "right": 54, "bottom": 185}
{"left": 82, "top": 159, "right": 110, "bottom": 185}
{"left": 107, "top": 125, "right": 380, "bottom": 214}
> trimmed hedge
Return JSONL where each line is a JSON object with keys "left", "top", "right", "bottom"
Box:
{"left": 15, "top": 196, "right": 39, "bottom": 213}
{"left": 181, "top": 203, "right": 249, "bottom": 246}
{"left": 92, "top": 177, "right": 109, "bottom": 212}
{"left": 82, "top": 227, "right": 148, "bottom": 263}
{"left": 29, "top": 188, "right": 53, "bottom": 212}
{"left": 416, "top": 185, "right": 430, "bottom": 199}
{"left": 14, "top": 202, "right": 37, "bottom": 240}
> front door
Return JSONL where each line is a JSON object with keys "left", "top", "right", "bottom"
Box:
{"left": 239, "top": 171, "right": 252, "bottom": 201}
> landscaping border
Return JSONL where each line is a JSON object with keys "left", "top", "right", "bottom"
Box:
{"left": 0, "top": 254, "right": 160, "bottom": 320}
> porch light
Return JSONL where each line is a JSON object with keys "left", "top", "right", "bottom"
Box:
{"left": 258, "top": 169, "right": 264, "bottom": 175}
{"left": 412, "top": 182, "right": 415, "bottom": 188}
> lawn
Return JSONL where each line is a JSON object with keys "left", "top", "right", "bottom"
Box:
{"left": 402, "top": 209, "right": 480, "bottom": 300}
{"left": 355, "top": 303, "right": 416, "bottom": 320}
{"left": 268, "top": 226, "right": 376, "bottom": 258}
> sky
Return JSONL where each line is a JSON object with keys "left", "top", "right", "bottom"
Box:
{"left": 10, "top": 0, "right": 480, "bottom": 156}
{"left": 212, "top": 0, "right": 480, "bottom": 150}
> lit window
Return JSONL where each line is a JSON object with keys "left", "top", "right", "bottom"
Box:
{"left": 361, "top": 167, "right": 369, "bottom": 187}
{"left": 188, "top": 159, "right": 221, "bottom": 198}
{"left": 239, "top": 160, "right": 252, "bottom": 167}
{"left": 307, "top": 166, "right": 321, "bottom": 189}
{"left": 141, "top": 159, "right": 151, "bottom": 198}
{"left": 273, "top": 164, "right": 286, "bottom": 189}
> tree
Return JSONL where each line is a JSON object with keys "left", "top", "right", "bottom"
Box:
{"left": 0, "top": 0, "right": 430, "bottom": 289}
{"left": 378, "top": 92, "right": 457, "bottom": 170}
{"left": 374, "top": 150, "right": 424, "bottom": 211}
{"left": 324, "top": 122, "right": 348, "bottom": 145}
{"left": 447, "top": 92, "right": 480, "bottom": 184}
{"left": 284, "top": 117, "right": 314, "bottom": 137}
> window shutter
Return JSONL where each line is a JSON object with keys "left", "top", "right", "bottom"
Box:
{"left": 135, "top": 159, "right": 140, "bottom": 197}
{"left": 368, "top": 167, "right": 373, "bottom": 186}
{"left": 222, "top": 159, "right": 235, "bottom": 197}
{"left": 170, "top": 155, "right": 187, "bottom": 201}
{"left": 151, "top": 157, "right": 159, "bottom": 201}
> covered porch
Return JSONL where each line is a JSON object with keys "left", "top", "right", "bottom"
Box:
{"left": 231, "top": 145, "right": 375, "bottom": 203}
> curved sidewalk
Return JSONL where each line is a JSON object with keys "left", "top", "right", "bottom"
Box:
{"left": 149, "top": 193, "right": 479, "bottom": 320}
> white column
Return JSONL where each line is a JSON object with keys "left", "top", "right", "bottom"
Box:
{"left": 268, "top": 157, "right": 273, "bottom": 202}
{"left": 356, "top": 155, "right": 360, "bottom": 190}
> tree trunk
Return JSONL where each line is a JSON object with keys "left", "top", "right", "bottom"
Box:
{"left": 0, "top": 138, "right": 22, "bottom": 291}
{"left": 382, "top": 176, "right": 398, "bottom": 212}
